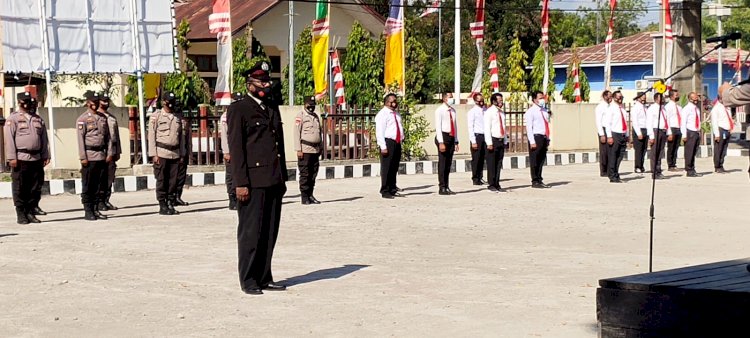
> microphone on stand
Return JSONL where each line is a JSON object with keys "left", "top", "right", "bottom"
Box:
{"left": 706, "top": 32, "right": 742, "bottom": 48}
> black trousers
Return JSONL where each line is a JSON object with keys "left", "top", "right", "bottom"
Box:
{"left": 237, "top": 183, "right": 285, "bottom": 289}
{"left": 101, "top": 160, "right": 117, "bottom": 199}
{"left": 380, "top": 139, "right": 402, "bottom": 194}
{"left": 713, "top": 128, "right": 731, "bottom": 169}
{"left": 176, "top": 156, "right": 189, "bottom": 196}
{"left": 608, "top": 132, "right": 627, "bottom": 181}
{"left": 298, "top": 153, "right": 320, "bottom": 197}
{"left": 471, "top": 133, "right": 486, "bottom": 183}
{"left": 650, "top": 129, "right": 668, "bottom": 176}
{"left": 667, "top": 128, "right": 682, "bottom": 168}
{"left": 154, "top": 158, "right": 179, "bottom": 201}
{"left": 684, "top": 130, "right": 700, "bottom": 173}
{"left": 632, "top": 129, "right": 649, "bottom": 171}
{"left": 225, "top": 161, "right": 234, "bottom": 197}
{"left": 598, "top": 129, "right": 608, "bottom": 176}
{"left": 485, "top": 137, "right": 505, "bottom": 188}
{"left": 435, "top": 133, "right": 456, "bottom": 189}
{"left": 11, "top": 160, "right": 44, "bottom": 209}
{"left": 528, "top": 134, "right": 549, "bottom": 184}
{"left": 81, "top": 160, "right": 107, "bottom": 205}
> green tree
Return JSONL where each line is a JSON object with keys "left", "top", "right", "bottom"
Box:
{"left": 578, "top": 0, "right": 647, "bottom": 46}
{"left": 281, "top": 26, "right": 314, "bottom": 105}
{"left": 560, "top": 47, "right": 591, "bottom": 102}
{"left": 506, "top": 35, "right": 529, "bottom": 104}
{"left": 702, "top": 0, "right": 750, "bottom": 49}
{"left": 404, "top": 23, "right": 429, "bottom": 103}
{"left": 342, "top": 21, "right": 384, "bottom": 108}
{"left": 529, "top": 45, "right": 556, "bottom": 97}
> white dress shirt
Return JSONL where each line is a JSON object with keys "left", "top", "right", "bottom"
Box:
{"left": 435, "top": 103, "right": 459, "bottom": 144}
{"left": 524, "top": 104, "right": 550, "bottom": 144}
{"left": 710, "top": 101, "right": 734, "bottom": 137}
{"left": 466, "top": 105, "right": 485, "bottom": 144}
{"left": 646, "top": 103, "right": 672, "bottom": 138}
{"left": 605, "top": 103, "right": 629, "bottom": 136}
{"left": 595, "top": 101, "right": 609, "bottom": 136}
{"left": 483, "top": 105, "right": 509, "bottom": 143}
{"left": 375, "top": 106, "right": 404, "bottom": 150}
{"left": 665, "top": 101, "right": 682, "bottom": 130}
{"left": 680, "top": 102, "right": 701, "bottom": 135}
{"left": 630, "top": 101, "right": 647, "bottom": 137}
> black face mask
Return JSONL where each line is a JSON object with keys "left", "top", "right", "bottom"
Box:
{"left": 100, "top": 102, "right": 110, "bottom": 110}
{"left": 305, "top": 105, "right": 315, "bottom": 112}
{"left": 88, "top": 101, "right": 99, "bottom": 111}
{"left": 389, "top": 101, "right": 398, "bottom": 109}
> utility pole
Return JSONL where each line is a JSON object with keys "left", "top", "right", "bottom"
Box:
{"left": 288, "top": 0, "right": 295, "bottom": 106}
{"left": 454, "top": 0, "right": 461, "bottom": 103}
{"left": 709, "top": 1, "right": 731, "bottom": 90}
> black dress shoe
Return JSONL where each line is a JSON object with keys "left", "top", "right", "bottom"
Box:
{"left": 653, "top": 173, "right": 665, "bottom": 180}
{"left": 446, "top": 188, "right": 456, "bottom": 195}
{"left": 31, "top": 206, "right": 47, "bottom": 216}
{"left": 480, "top": 179, "right": 487, "bottom": 184}
{"left": 473, "top": 181, "right": 483, "bottom": 186}
{"left": 395, "top": 186, "right": 403, "bottom": 192}
{"left": 438, "top": 188, "right": 450, "bottom": 195}
{"left": 301, "top": 196, "right": 311, "bottom": 205}
{"left": 610, "top": 179, "right": 624, "bottom": 183}
{"left": 686, "top": 172, "right": 702, "bottom": 177}
{"left": 263, "top": 282, "right": 287, "bottom": 291}
{"left": 600, "top": 173, "right": 607, "bottom": 177}
{"left": 309, "top": 196, "right": 322, "bottom": 204}
{"left": 488, "top": 186, "right": 498, "bottom": 192}
{"left": 381, "top": 193, "right": 395, "bottom": 199}
{"left": 242, "top": 287, "right": 263, "bottom": 295}
{"left": 26, "top": 213, "right": 42, "bottom": 223}
{"left": 715, "top": 168, "right": 726, "bottom": 173}
{"left": 105, "top": 201, "right": 118, "bottom": 210}
{"left": 668, "top": 167, "right": 680, "bottom": 172}
{"left": 175, "top": 197, "right": 189, "bottom": 206}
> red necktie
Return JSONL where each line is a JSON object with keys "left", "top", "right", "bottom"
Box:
{"left": 661, "top": 107, "right": 669, "bottom": 129}
{"left": 449, "top": 108, "right": 456, "bottom": 137}
{"left": 676, "top": 107, "right": 682, "bottom": 126}
{"left": 725, "top": 108, "right": 734, "bottom": 131}
{"left": 619, "top": 107, "right": 627, "bottom": 132}
{"left": 393, "top": 112, "right": 401, "bottom": 143}
{"left": 498, "top": 111, "right": 505, "bottom": 137}
{"left": 694, "top": 107, "right": 700, "bottom": 130}
{"left": 541, "top": 109, "right": 549, "bottom": 137}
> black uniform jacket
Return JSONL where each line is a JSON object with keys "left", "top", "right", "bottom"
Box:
{"left": 227, "top": 94, "right": 288, "bottom": 188}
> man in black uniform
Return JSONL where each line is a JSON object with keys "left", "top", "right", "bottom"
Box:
{"left": 228, "top": 61, "right": 289, "bottom": 295}
{"left": 174, "top": 103, "right": 191, "bottom": 206}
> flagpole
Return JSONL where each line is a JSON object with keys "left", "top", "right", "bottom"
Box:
{"left": 543, "top": 50, "right": 549, "bottom": 96}
{"left": 37, "top": 0, "right": 57, "bottom": 168}
{"left": 438, "top": 2, "right": 442, "bottom": 93}
{"left": 661, "top": 1, "right": 666, "bottom": 79}
{"left": 288, "top": 0, "right": 294, "bottom": 106}
{"left": 454, "top": 0, "right": 460, "bottom": 102}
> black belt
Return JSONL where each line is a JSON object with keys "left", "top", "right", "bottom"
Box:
{"left": 17, "top": 149, "right": 41, "bottom": 155}
{"left": 156, "top": 142, "right": 179, "bottom": 151}
{"left": 301, "top": 140, "right": 320, "bottom": 147}
{"left": 85, "top": 145, "right": 105, "bottom": 151}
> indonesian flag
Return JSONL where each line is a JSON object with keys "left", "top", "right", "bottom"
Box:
{"left": 420, "top": 0, "right": 440, "bottom": 18}
{"left": 384, "top": 0, "right": 406, "bottom": 95}
{"left": 732, "top": 48, "right": 743, "bottom": 83}
{"left": 541, "top": 0, "right": 550, "bottom": 51}
{"left": 489, "top": 53, "right": 499, "bottom": 93}
{"left": 662, "top": 0, "right": 674, "bottom": 90}
{"left": 603, "top": 0, "right": 616, "bottom": 90}
{"left": 209, "top": 0, "right": 232, "bottom": 105}
{"left": 331, "top": 50, "right": 346, "bottom": 110}
{"left": 573, "top": 63, "right": 582, "bottom": 103}
{"left": 469, "top": 0, "right": 485, "bottom": 99}
{"left": 312, "top": 0, "right": 330, "bottom": 100}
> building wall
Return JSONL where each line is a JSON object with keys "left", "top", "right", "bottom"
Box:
{"left": 702, "top": 63, "right": 744, "bottom": 99}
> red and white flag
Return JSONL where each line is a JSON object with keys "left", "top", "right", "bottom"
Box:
{"left": 209, "top": 0, "right": 232, "bottom": 105}
{"left": 331, "top": 50, "right": 346, "bottom": 110}
{"left": 572, "top": 63, "right": 582, "bottom": 103}
{"left": 662, "top": 0, "right": 674, "bottom": 90}
{"left": 603, "top": 0, "right": 616, "bottom": 90}
{"left": 489, "top": 53, "right": 499, "bottom": 93}
{"left": 420, "top": 0, "right": 440, "bottom": 18}
{"left": 541, "top": 0, "right": 550, "bottom": 51}
{"left": 469, "top": 0, "right": 485, "bottom": 98}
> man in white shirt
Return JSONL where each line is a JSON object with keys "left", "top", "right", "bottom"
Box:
{"left": 467, "top": 94, "right": 487, "bottom": 185}
{"left": 525, "top": 91, "right": 551, "bottom": 188}
{"left": 630, "top": 93, "right": 649, "bottom": 173}
{"left": 664, "top": 89, "right": 683, "bottom": 171}
{"left": 484, "top": 93, "right": 508, "bottom": 192}
{"left": 434, "top": 92, "right": 460, "bottom": 195}
{"left": 680, "top": 92, "right": 702, "bottom": 177}
{"left": 375, "top": 94, "right": 405, "bottom": 199}
{"left": 605, "top": 91, "right": 629, "bottom": 183}
{"left": 647, "top": 92, "right": 671, "bottom": 179}
{"left": 710, "top": 93, "right": 734, "bottom": 173}
{"left": 595, "top": 90, "right": 612, "bottom": 177}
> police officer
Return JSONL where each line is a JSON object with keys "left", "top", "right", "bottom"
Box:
{"left": 77, "top": 91, "right": 112, "bottom": 221}
{"left": 228, "top": 60, "right": 288, "bottom": 295}
{"left": 148, "top": 92, "right": 186, "bottom": 215}
{"left": 97, "top": 93, "right": 121, "bottom": 211}
{"left": 294, "top": 96, "right": 323, "bottom": 205}
{"left": 174, "top": 103, "right": 191, "bottom": 206}
{"left": 4, "top": 92, "right": 50, "bottom": 224}
{"left": 220, "top": 93, "right": 243, "bottom": 210}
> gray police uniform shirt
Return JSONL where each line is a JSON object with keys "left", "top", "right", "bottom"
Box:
{"left": 3, "top": 110, "right": 50, "bottom": 162}
{"left": 76, "top": 109, "right": 112, "bottom": 161}
{"left": 294, "top": 110, "right": 322, "bottom": 154}
{"left": 147, "top": 109, "right": 185, "bottom": 160}
{"left": 220, "top": 111, "right": 229, "bottom": 156}
{"left": 103, "top": 111, "right": 121, "bottom": 157}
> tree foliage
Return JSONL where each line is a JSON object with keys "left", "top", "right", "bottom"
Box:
{"left": 529, "top": 45, "right": 556, "bottom": 97}
{"left": 281, "top": 26, "right": 314, "bottom": 105}
{"left": 506, "top": 35, "right": 529, "bottom": 104}
{"left": 404, "top": 22, "right": 429, "bottom": 103}
{"left": 560, "top": 46, "right": 591, "bottom": 102}
{"left": 341, "top": 22, "right": 383, "bottom": 107}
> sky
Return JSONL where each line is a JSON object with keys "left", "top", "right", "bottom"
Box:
{"left": 552, "top": 0, "right": 661, "bottom": 27}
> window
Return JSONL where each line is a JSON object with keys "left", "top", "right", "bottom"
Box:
{"left": 190, "top": 55, "right": 218, "bottom": 72}
{"left": 269, "top": 55, "right": 281, "bottom": 74}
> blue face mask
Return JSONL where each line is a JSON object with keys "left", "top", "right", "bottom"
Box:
{"left": 538, "top": 99, "right": 546, "bottom": 107}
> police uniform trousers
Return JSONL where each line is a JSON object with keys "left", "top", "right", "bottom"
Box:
{"left": 667, "top": 127, "right": 682, "bottom": 169}
{"left": 713, "top": 128, "right": 731, "bottom": 169}
{"left": 380, "top": 138, "right": 402, "bottom": 195}
{"left": 154, "top": 158, "right": 179, "bottom": 201}
{"left": 528, "top": 134, "right": 549, "bottom": 184}
{"left": 298, "top": 153, "right": 320, "bottom": 197}
{"left": 632, "top": 129, "right": 649, "bottom": 171}
{"left": 237, "top": 183, "right": 285, "bottom": 289}
{"left": 471, "top": 134, "right": 486, "bottom": 184}
{"left": 485, "top": 137, "right": 505, "bottom": 188}
{"left": 650, "top": 128, "right": 668, "bottom": 176}
{"left": 81, "top": 160, "right": 107, "bottom": 205}
{"left": 176, "top": 156, "right": 189, "bottom": 197}
{"left": 435, "top": 133, "right": 456, "bottom": 189}
{"left": 598, "top": 128, "right": 609, "bottom": 176}
{"left": 684, "top": 130, "right": 700, "bottom": 173}
{"left": 608, "top": 132, "right": 627, "bottom": 181}
{"left": 12, "top": 160, "right": 44, "bottom": 210}
{"left": 102, "top": 160, "right": 117, "bottom": 200}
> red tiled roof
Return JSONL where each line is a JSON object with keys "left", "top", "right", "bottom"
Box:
{"left": 175, "top": 0, "right": 280, "bottom": 41}
{"left": 704, "top": 42, "right": 750, "bottom": 66}
{"left": 553, "top": 31, "right": 654, "bottom": 66}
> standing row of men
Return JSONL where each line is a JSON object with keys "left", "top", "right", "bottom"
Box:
{"left": 596, "top": 87, "right": 736, "bottom": 181}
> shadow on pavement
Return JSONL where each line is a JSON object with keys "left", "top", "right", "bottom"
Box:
{"left": 178, "top": 206, "right": 228, "bottom": 214}
{"left": 279, "top": 264, "right": 370, "bottom": 287}
{"left": 402, "top": 191, "right": 433, "bottom": 196}
{"left": 547, "top": 181, "right": 572, "bottom": 187}
{"left": 454, "top": 188, "right": 486, "bottom": 194}
{"left": 621, "top": 176, "right": 644, "bottom": 183}
{"left": 401, "top": 185, "right": 433, "bottom": 191}
{"left": 0, "top": 233, "right": 19, "bottom": 239}
{"left": 322, "top": 196, "right": 363, "bottom": 203}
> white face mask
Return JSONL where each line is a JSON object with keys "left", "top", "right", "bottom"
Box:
{"left": 446, "top": 98, "right": 455, "bottom": 105}
{"left": 537, "top": 99, "right": 546, "bottom": 107}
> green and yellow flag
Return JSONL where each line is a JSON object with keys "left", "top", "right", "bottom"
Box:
{"left": 312, "top": 1, "right": 330, "bottom": 99}
{"left": 384, "top": 0, "right": 405, "bottom": 95}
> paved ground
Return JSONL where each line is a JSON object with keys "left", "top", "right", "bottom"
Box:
{"left": 1, "top": 157, "right": 749, "bottom": 337}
